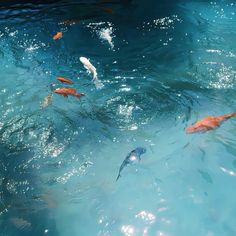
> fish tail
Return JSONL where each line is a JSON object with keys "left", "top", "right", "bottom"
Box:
{"left": 92, "top": 73, "right": 98, "bottom": 82}
{"left": 116, "top": 173, "right": 121, "bottom": 182}
{"left": 93, "top": 75, "right": 104, "bottom": 89}
{"left": 76, "top": 93, "right": 85, "bottom": 99}
{"left": 221, "top": 112, "right": 236, "bottom": 121}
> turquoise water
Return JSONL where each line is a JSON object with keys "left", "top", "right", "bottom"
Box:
{"left": 0, "top": 0, "right": 236, "bottom": 235}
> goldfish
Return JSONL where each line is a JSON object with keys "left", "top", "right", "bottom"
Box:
{"left": 101, "top": 7, "right": 114, "bottom": 14}
{"left": 57, "top": 77, "right": 74, "bottom": 84}
{"left": 53, "top": 32, "right": 62, "bottom": 40}
{"left": 53, "top": 88, "right": 85, "bottom": 99}
{"left": 40, "top": 93, "right": 53, "bottom": 109}
{"left": 186, "top": 112, "right": 236, "bottom": 134}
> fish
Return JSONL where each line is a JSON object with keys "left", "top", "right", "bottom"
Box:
{"left": 40, "top": 93, "right": 53, "bottom": 109}
{"left": 53, "top": 88, "right": 85, "bottom": 99}
{"left": 79, "top": 57, "right": 98, "bottom": 80}
{"left": 57, "top": 77, "right": 74, "bottom": 84}
{"left": 186, "top": 112, "right": 236, "bottom": 134}
{"left": 116, "top": 147, "right": 146, "bottom": 181}
{"left": 53, "top": 32, "right": 62, "bottom": 40}
{"left": 10, "top": 217, "right": 31, "bottom": 231}
{"left": 101, "top": 7, "right": 114, "bottom": 14}
{"left": 61, "top": 19, "right": 80, "bottom": 26}
{"left": 79, "top": 56, "right": 104, "bottom": 89}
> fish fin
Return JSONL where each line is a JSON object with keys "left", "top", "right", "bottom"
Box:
{"left": 116, "top": 173, "right": 121, "bottom": 182}
{"left": 84, "top": 65, "right": 89, "bottom": 71}
{"left": 222, "top": 112, "right": 236, "bottom": 120}
{"left": 92, "top": 74, "right": 98, "bottom": 82}
{"left": 76, "top": 93, "right": 85, "bottom": 99}
{"left": 63, "top": 94, "right": 68, "bottom": 98}
{"left": 93, "top": 77, "right": 104, "bottom": 89}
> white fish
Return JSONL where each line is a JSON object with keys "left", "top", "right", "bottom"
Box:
{"left": 10, "top": 217, "right": 31, "bottom": 230}
{"left": 79, "top": 56, "right": 104, "bottom": 89}
{"left": 40, "top": 93, "right": 53, "bottom": 109}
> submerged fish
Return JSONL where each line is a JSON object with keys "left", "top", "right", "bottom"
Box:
{"left": 79, "top": 56, "right": 104, "bottom": 89}
{"left": 53, "top": 32, "right": 62, "bottom": 40}
{"left": 80, "top": 57, "right": 98, "bottom": 80}
{"left": 53, "top": 88, "right": 85, "bottom": 99}
{"left": 10, "top": 217, "right": 31, "bottom": 230}
{"left": 116, "top": 147, "right": 146, "bottom": 181}
{"left": 61, "top": 19, "right": 80, "bottom": 25}
{"left": 40, "top": 93, "right": 53, "bottom": 109}
{"left": 186, "top": 112, "right": 236, "bottom": 134}
{"left": 101, "top": 7, "right": 114, "bottom": 14}
{"left": 57, "top": 77, "right": 74, "bottom": 84}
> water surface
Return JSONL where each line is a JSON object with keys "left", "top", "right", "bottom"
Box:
{"left": 0, "top": 0, "right": 236, "bottom": 235}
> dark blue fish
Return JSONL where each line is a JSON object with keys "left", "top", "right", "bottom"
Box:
{"left": 116, "top": 147, "right": 146, "bottom": 181}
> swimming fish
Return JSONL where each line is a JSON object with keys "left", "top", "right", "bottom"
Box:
{"left": 53, "top": 32, "right": 62, "bottom": 40}
{"left": 79, "top": 56, "right": 104, "bottom": 89}
{"left": 40, "top": 93, "right": 53, "bottom": 109}
{"left": 57, "top": 77, "right": 74, "bottom": 84}
{"left": 61, "top": 19, "right": 80, "bottom": 26}
{"left": 101, "top": 7, "right": 114, "bottom": 14}
{"left": 53, "top": 88, "right": 85, "bottom": 99}
{"left": 79, "top": 57, "right": 98, "bottom": 80}
{"left": 186, "top": 112, "right": 236, "bottom": 134}
{"left": 116, "top": 147, "right": 146, "bottom": 181}
{"left": 10, "top": 218, "right": 31, "bottom": 231}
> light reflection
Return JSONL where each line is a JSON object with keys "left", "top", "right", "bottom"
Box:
{"left": 157, "top": 207, "right": 168, "bottom": 213}
{"left": 135, "top": 210, "right": 156, "bottom": 224}
{"left": 156, "top": 231, "right": 168, "bottom": 236}
{"left": 86, "top": 21, "right": 115, "bottom": 50}
{"left": 121, "top": 225, "right": 135, "bottom": 236}
{"left": 220, "top": 167, "right": 236, "bottom": 176}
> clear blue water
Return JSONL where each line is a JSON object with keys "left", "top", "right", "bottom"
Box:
{"left": 0, "top": 0, "right": 236, "bottom": 235}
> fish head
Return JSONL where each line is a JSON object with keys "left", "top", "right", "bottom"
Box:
{"left": 186, "top": 124, "right": 209, "bottom": 134}
{"left": 135, "top": 147, "right": 146, "bottom": 155}
{"left": 80, "top": 57, "right": 89, "bottom": 65}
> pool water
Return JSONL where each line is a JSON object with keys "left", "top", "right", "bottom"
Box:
{"left": 0, "top": 0, "right": 236, "bottom": 235}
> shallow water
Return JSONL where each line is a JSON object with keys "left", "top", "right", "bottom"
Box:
{"left": 0, "top": 0, "right": 236, "bottom": 235}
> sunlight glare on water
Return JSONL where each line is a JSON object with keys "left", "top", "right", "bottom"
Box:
{"left": 0, "top": 0, "right": 236, "bottom": 235}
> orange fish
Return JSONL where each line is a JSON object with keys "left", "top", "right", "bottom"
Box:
{"left": 101, "top": 7, "right": 114, "bottom": 14}
{"left": 57, "top": 77, "right": 74, "bottom": 84}
{"left": 53, "top": 32, "right": 62, "bottom": 40}
{"left": 53, "top": 88, "right": 85, "bottom": 99}
{"left": 186, "top": 112, "right": 236, "bottom": 134}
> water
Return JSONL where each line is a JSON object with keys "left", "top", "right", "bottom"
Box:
{"left": 0, "top": 0, "right": 236, "bottom": 235}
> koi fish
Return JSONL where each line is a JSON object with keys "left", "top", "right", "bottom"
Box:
{"left": 40, "top": 93, "right": 53, "bottom": 109}
{"left": 57, "top": 77, "right": 74, "bottom": 84}
{"left": 79, "top": 56, "right": 104, "bottom": 89}
{"left": 53, "top": 88, "right": 85, "bottom": 99}
{"left": 79, "top": 57, "right": 98, "bottom": 80}
{"left": 53, "top": 32, "right": 62, "bottom": 40}
{"left": 186, "top": 112, "right": 236, "bottom": 134}
{"left": 116, "top": 147, "right": 146, "bottom": 181}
